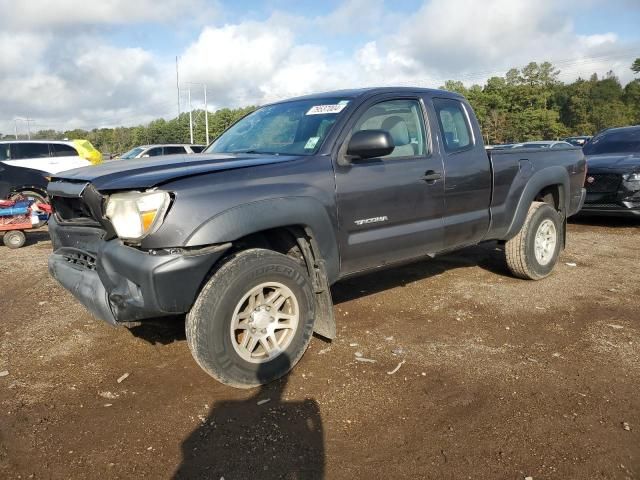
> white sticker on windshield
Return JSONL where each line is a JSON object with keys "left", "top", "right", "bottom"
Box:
{"left": 306, "top": 104, "right": 347, "bottom": 115}
{"left": 305, "top": 137, "right": 320, "bottom": 149}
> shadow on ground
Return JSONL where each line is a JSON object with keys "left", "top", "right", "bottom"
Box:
{"left": 173, "top": 355, "right": 324, "bottom": 479}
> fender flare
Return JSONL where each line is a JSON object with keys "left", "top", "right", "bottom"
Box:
{"left": 185, "top": 196, "right": 340, "bottom": 282}
{"left": 503, "top": 166, "right": 570, "bottom": 240}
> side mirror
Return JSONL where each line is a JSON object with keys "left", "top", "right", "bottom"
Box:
{"left": 346, "top": 130, "right": 395, "bottom": 160}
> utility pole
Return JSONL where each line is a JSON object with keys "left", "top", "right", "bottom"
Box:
{"left": 203, "top": 84, "right": 209, "bottom": 145}
{"left": 188, "top": 86, "right": 194, "bottom": 144}
{"left": 176, "top": 56, "right": 180, "bottom": 119}
{"left": 14, "top": 117, "right": 34, "bottom": 139}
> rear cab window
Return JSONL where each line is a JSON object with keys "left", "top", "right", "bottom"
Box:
{"left": 433, "top": 98, "right": 473, "bottom": 153}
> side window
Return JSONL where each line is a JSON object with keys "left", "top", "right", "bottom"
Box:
{"left": 51, "top": 143, "right": 79, "bottom": 157}
{"left": 10, "top": 143, "right": 51, "bottom": 160}
{"left": 351, "top": 99, "right": 427, "bottom": 159}
{"left": 146, "top": 147, "right": 163, "bottom": 157}
{"left": 433, "top": 98, "right": 473, "bottom": 153}
{"left": 0, "top": 144, "right": 9, "bottom": 161}
{"left": 163, "top": 146, "right": 186, "bottom": 155}
{"left": 189, "top": 146, "right": 205, "bottom": 153}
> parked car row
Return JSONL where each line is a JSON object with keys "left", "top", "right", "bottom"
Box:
{"left": 117, "top": 144, "right": 205, "bottom": 159}
{"left": 487, "top": 140, "right": 574, "bottom": 150}
{"left": 581, "top": 126, "right": 640, "bottom": 217}
{"left": 498, "top": 128, "right": 640, "bottom": 217}
{"left": 0, "top": 141, "right": 206, "bottom": 210}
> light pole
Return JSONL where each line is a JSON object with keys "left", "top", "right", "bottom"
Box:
{"left": 188, "top": 87, "right": 194, "bottom": 145}
{"left": 185, "top": 82, "right": 209, "bottom": 145}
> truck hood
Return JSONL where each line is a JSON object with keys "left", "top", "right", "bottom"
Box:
{"left": 52, "top": 153, "right": 301, "bottom": 190}
{"left": 586, "top": 153, "right": 640, "bottom": 174}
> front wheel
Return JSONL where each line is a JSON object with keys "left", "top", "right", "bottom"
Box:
{"left": 186, "top": 248, "right": 316, "bottom": 388}
{"left": 505, "top": 201, "right": 563, "bottom": 280}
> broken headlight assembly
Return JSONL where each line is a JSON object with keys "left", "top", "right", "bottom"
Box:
{"left": 105, "top": 190, "right": 171, "bottom": 242}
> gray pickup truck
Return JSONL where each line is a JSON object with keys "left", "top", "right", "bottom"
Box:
{"left": 47, "top": 87, "right": 586, "bottom": 387}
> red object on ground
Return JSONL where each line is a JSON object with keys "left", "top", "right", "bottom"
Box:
{"left": 0, "top": 218, "right": 32, "bottom": 231}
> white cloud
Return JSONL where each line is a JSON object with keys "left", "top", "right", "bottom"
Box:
{"left": 0, "top": 0, "right": 216, "bottom": 29}
{"left": 0, "top": 0, "right": 637, "bottom": 135}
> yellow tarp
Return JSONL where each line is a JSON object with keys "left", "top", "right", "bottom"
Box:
{"left": 72, "top": 139, "right": 102, "bottom": 165}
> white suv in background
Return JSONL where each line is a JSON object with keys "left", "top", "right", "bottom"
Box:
{"left": 0, "top": 140, "right": 95, "bottom": 174}
{"left": 118, "top": 144, "right": 206, "bottom": 159}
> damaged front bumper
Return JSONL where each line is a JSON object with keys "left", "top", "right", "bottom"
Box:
{"left": 48, "top": 217, "right": 230, "bottom": 325}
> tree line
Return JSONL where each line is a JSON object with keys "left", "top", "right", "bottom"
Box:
{"left": 2, "top": 59, "right": 639, "bottom": 152}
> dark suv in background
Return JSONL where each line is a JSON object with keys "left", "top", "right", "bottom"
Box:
{"left": 581, "top": 126, "right": 640, "bottom": 216}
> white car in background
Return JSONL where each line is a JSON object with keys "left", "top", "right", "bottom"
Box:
{"left": 0, "top": 140, "right": 100, "bottom": 174}
{"left": 118, "top": 144, "right": 206, "bottom": 159}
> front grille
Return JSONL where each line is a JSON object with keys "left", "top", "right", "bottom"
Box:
{"left": 62, "top": 251, "right": 97, "bottom": 270}
{"left": 585, "top": 174, "right": 622, "bottom": 193}
{"left": 51, "top": 195, "right": 101, "bottom": 226}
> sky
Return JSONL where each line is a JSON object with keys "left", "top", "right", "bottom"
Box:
{"left": 0, "top": 0, "right": 639, "bottom": 135}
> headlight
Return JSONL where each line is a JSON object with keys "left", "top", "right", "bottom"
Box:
{"left": 625, "top": 173, "right": 640, "bottom": 182}
{"left": 105, "top": 190, "right": 171, "bottom": 242}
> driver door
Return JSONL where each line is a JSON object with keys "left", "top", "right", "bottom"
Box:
{"left": 333, "top": 97, "right": 446, "bottom": 274}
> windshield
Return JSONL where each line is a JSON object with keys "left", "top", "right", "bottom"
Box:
{"left": 205, "top": 98, "right": 351, "bottom": 156}
{"left": 120, "top": 147, "right": 146, "bottom": 159}
{"left": 583, "top": 129, "right": 640, "bottom": 155}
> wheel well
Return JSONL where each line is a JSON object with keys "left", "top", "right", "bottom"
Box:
{"left": 231, "top": 226, "right": 308, "bottom": 266}
{"left": 534, "top": 185, "right": 561, "bottom": 211}
{"left": 10, "top": 187, "right": 48, "bottom": 199}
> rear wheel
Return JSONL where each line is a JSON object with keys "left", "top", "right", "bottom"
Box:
{"left": 186, "top": 248, "right": 316, "bottom": 388}
{"left": 3, "top": 230, "right": 26, "bottom": 249}
{"left": 505, "top": 201, "right": 562, "bottom": 280}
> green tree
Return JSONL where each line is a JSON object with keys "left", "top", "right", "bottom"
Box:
{"left": 632, "top": 58, "right": 640, "bottom": 75}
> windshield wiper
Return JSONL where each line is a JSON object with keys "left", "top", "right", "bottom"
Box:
{"left": 231, "top": 149, "right": 279, "bottom": 155}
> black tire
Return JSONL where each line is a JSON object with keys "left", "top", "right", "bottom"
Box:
{"left": 10, "top": 191, "right": 49, "bottom": 228}
{"left": 186, "top": 248, "right": 316, "bottom": 388}
{"left": 505, "top": 201, "right": 562, "bottom": 280}
{"left": 3, "top": 230, "right": 26, "bottom": 249}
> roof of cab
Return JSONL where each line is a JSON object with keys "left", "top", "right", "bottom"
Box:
{"left": 274, "top": 86, "right": 464, "bottom": 103}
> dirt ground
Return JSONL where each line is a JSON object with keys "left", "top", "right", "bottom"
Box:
{"left": 1, "top": 218, "right": 639, "bottom": 479}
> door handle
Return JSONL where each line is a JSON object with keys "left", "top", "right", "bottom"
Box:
{"left": 421, "top": 170, "right": 442, "bottom": 182}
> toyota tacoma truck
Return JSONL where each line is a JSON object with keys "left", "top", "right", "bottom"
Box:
{"left": 47, "top": 87, "right": 586, "bottom": 388}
